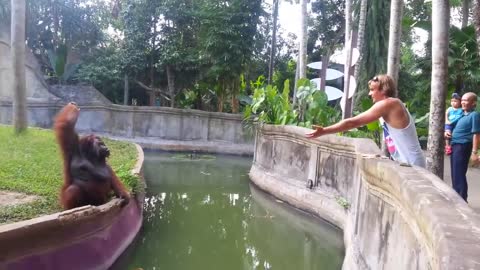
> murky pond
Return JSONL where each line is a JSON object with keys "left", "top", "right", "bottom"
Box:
{"left": 112, "top": 151, "right": 344, "bottom": 270}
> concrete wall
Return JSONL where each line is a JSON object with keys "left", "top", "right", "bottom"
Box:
{"left": 249, "top": 125, "right": 480, "bottom": 270}
{"left": 0, "top": 100, "right": 254, "bottom": 155}
{"left": 0, "top": 28, "right": 252, "bottom": 155}
{"left": 0, "top": 29, "right": 59, "bottom": 101}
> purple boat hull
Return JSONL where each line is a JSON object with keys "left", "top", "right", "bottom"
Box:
{"left": 0, "top": 143, "right": 145, "bottom": 270}
{"left": 0, "top": 192, "right": 143, "bottom": 270}
{"left": 0, "top": 198, "right": 143, "bottom": 270}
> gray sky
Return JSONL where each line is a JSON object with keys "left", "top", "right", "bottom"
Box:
{"left": 278, "top": 1, "right": 302, "bottom": 37}
{"left": 278, "top": 1, "right": 432, "bottom": 58}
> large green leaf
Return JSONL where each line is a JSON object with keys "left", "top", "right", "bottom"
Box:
{"left": 366, "top": 120, "right": 381, "bottom": 132}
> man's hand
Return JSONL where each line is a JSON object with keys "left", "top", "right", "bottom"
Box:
{"left": 444, "top": 131, "right": 452, "bottom": 139}
{"left": 306, "top": 125, "right": 324, "bottom": 139}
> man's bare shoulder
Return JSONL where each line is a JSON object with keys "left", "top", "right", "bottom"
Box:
{"left": 370, "top": 98, "right": 404, "bottom": 119}
{"left": 372, "top": 98, "right": 401, "bottom": 110}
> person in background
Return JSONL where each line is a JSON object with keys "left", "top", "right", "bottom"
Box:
{"left": 305, "top": 74, "right": 426, "bottom": 168}
{"left": 445, "top": 92, "right": 480, "bottom": 202}
{"left": 444, "top": 93, "right": 463, "bottom": 155}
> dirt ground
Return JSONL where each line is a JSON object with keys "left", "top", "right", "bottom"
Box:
{"left": 0, "top": 190, "right": 39, "bottom": 207}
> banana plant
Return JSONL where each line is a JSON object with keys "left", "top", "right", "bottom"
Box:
{"left": 295, "top": 78, "right": 340, "bottom": 128}
{"left": 244, "top": 77, "right": 297, "bottom": 126}
{"left": 47, "top": 43, "right": 81, "bottom": 84}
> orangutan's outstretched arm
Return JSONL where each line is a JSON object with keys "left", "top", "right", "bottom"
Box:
{"left": 54, "top": 102, "right": 80, "bottom": 186}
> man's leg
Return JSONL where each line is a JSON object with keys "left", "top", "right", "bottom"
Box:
{"left": 451, "top": 143, "right": 471, "bottom": 201}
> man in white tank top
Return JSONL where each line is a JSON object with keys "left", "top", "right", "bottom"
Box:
{"left": 305, "top": 74, "right": 426, "bottom": 168}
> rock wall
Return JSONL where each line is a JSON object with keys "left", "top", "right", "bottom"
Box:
{"left": 249, "top": 125, "right": 480, "bottom": 270}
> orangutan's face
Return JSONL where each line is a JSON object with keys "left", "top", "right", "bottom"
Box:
{"left": 93, "top": 136, "right": 110, "bottom": 158}
{"left": 82, "top": 135, "right": 110, "bottom": 160}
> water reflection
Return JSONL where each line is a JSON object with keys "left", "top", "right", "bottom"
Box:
{"left": 111, "top": 152, "right": 344, "bottom": 270}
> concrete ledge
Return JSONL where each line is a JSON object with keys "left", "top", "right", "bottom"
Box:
{"left": 0, "top": 144, "right": 145, "bottom": 270}
{"left": 249, "top": 165, "right": 346, "bottom": 228}
{"left": 101, "top": 134, "right": 254, "bottom": 156}
{"left": 250, "top": 124, "right": 480, "bottom": 270}
{"left": 0, "top": 100, "right": 254, "bottom": 155}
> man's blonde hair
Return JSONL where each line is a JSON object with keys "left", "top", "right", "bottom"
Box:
{"left": 368, "top": 74, "right": 397, "bottom": 98}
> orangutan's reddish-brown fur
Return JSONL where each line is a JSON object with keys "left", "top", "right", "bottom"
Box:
{"left": 54, "top": 102, "right": 130, "bottom": 210}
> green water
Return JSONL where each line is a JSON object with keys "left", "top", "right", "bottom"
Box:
{"left": 112, "top": 151, "right": 344, "bottom": 270}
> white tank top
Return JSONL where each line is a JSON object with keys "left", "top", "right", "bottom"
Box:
{"left": 381, "top": 109, "right": 426, "bottom": 168}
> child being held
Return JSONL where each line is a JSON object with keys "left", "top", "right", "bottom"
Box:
{"left": 445, "top": 92, "right": 463, "bottom": 155}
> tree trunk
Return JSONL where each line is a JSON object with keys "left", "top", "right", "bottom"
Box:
{"left": 293, "top": 54, "right": 300, "bottom": 106}
{"left": 123, "top": 74, "right": 129, "bottom": 105}
{"left": 52, "top": 0, "right": 59, "bottom": 49}
{"left": 298, "top": 0, "right": 308, "bottom": 79}
{"left": 149, "top": 56, "right": 154, "bottom": 107}
{"left": 166, "top": 64, "right": 175, "bottom": 108}
{"left": 352, "top": 0, "right": 368, "bottom": 111}
{"left": 218, "top": 89, "right": 224, "bottom": 113}
{"left": 319, "top": 51, "right": 330, "bottom": 93}
{"left": 149, "top": 15, "right": 158, "bottom": 107}
{"left": 148, "top": 92, "right": 155, "bottom": 106}
{"left": 343, "top": 32, "right": 357, "bottom": 119}
{"left": 387, "top": 0, "right": 404, "bottom": 86}
{"left": 354, "top": 0, "right": 368, "bottom": 82}
{"left": 231, "top": 95, "right": 239, "bottom": 113}
{"left": 231, "top": 80, "right": 239, "bottom": 113}
{"left": 342, "top": 0, "right": 353, "bottom": 119}
{"left": 462, "top": 0, "right": 470, "bottom": 28}
{"left": 268, "top": 0, "right": 279, "bottom": 85}
{"left": 473, "top": 0, "right": 480, "bottom": 56}
{"left": 11, "top": 0, "right": 27, "bottom": 134}
{"left": 455, "top": 74, "right": 464, "bottom": 93}
{"left": 427, "top": 0, "right": 449, "bottom": 178}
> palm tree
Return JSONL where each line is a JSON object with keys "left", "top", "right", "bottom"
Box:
{"left": 342, "top": 0, "right": 353, "bottom": 119}
{"left": 351, "top": 0, "right": 368, "bottom": 119}
{"left": 462, "top": 0, "right": 470, "bottom": 28}
{"left": 353, "top": 0, "right": 389, "bottom": 112}
{"left": 473, "top": 0, "right": 480, "bottom": 56}
{"left": 353, "top": 0, "right": 368, "bottom": 83}
{"left": 294, "top": 0, "right": 308, "bottom": 106}
{"left": 124, "top": 74, "right": 129, "bottom": 105}
{"left": 386, "top": 0, "right": 403, "bottom": 84}
{"left": 427, "top": 0, "right": 449, "bottom": 178}
{"left": 298, "top": 0, "right": 308, "bottom": 79}
{"left": 268, "top": 0, "right": 279, "bottom": 85}
{"left": 11, "top": 0, "right": 27, "bottom": 134}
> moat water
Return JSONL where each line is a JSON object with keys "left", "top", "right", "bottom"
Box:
{"left": 112, "top": 151, "right": 344, "bottom": 270}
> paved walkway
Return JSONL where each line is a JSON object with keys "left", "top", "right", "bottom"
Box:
{"left": 443, "top": 155, "right": 480, "bottom": 212}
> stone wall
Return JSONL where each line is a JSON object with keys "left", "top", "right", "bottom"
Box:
{"left": 0, "top": 100, "right": 254, "bottom": 155}
{"left": 0, "top": 27, "right": 252, "bottom": 155}
{"left": 0, "top": 29, "right": 59, "bottom": 101}
{"left": 49, "top": 85, "right": 112, "bottom": 106}
{"left": 249, "top": 125, "right": 480, "bottom": 270}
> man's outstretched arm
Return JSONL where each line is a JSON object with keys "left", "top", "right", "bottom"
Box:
{"left": 306, "top": 100, "right": 387, "bottom": 138}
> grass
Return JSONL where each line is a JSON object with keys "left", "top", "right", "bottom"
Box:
{"left": 0, "top": 125, "right": 139, "bottom": 224}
